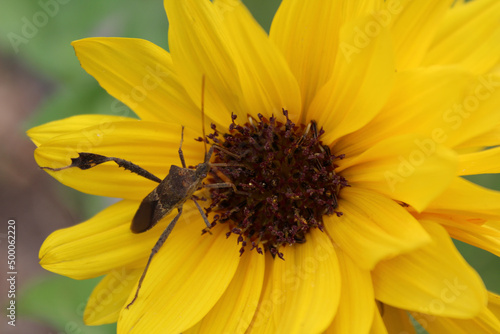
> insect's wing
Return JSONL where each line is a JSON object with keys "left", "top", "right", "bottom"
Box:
{"left": 131, "top": 188, "right": 178, "bottom": 233}
{"left": 131, "top": 190, "right": 160, "bottom": 233}
{"left": 131, "top": 167, "right": 184, "bottom": 233}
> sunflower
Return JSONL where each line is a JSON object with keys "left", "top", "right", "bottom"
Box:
{"left": 28, "top": 0, "right": 500, "bottom": 333}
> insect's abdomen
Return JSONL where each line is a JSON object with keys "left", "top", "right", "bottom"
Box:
{"left": 132, "top": 196, "right": 159, "bottom": 233}
{"left": 131, "top": 166, "right": 198, "bottom": 234}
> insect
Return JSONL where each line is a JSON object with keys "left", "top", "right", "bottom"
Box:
{"left": 41, "top": 76, "right": 236, "bottom": 308}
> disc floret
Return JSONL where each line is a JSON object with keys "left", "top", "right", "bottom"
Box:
{"left": 205, "top": 110, "right": 347, "bottom": 259}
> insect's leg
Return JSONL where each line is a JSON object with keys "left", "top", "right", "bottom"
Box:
{"left": 178, "top": 126, "right": 187, "bottom": 168}
{"left": 203, "top": 182, "right": 249, "bottom": 196}
{"left": 205, "top": 145, "right": 214, "bottom": 163}
{"left": 41, "top": 152, "right": 162, "bottom": 183}
{"left": 191, "top": 197, "right": 211, "bottom": 229}
{"left": 210, "top": 163, "right": 246, "bottom": 168}
{"left": 212, "top": 144, "right": 241, "bottom": 160}
{"left": 201, "top": 75, "right": 207, "bottom": 156}
{"left": 206, "top": 167, "right": 249, "bottom": 195}
{"left": 126, "top": 207, "right": 183, "bottom": 309}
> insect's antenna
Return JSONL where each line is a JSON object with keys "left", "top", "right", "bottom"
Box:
{"left": 201, "top": 75, "right": 207, "bottom": 156}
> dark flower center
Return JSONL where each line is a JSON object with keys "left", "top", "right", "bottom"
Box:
{"left": 202, "top": 110, "right": 347, "bottom": 259}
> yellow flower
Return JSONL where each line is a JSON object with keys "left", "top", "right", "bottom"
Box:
{"left": 28, "top": 0, "right": 500, "bottom": 333}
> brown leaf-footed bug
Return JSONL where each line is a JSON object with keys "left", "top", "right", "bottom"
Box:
{"left": 40, "top": 76, "right": 241, "bottom": 308}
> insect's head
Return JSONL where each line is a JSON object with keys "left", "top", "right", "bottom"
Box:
{"left": 195, "top": 161, "right": 210, "bottom": 179}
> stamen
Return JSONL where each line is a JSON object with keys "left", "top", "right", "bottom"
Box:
{"left": 205, "top": 110, "right": 347, "bottom": 257}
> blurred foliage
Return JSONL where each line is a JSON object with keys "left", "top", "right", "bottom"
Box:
{"left": 0, "top": 0, "right": 170, "bottom": 128}
{"left": 0, "top": 0, "right": 280, "bottom": 128}
{"left": 460, "top": 173, "right": 500, "bottom": 294}
{"left": 2, "top": 0, "right": 499, "bottom": 331}
{"left": 18, "top": 275, "right": 115, "bottom": 333}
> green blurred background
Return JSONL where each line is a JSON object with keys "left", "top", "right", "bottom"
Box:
{"left": 0, "top": 0, "right": 498, "bottom": 333}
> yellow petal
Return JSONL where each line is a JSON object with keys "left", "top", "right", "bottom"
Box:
{"left": 214, "top": 0, "right": 302, "bottom": 122}
{"left": 338, "top": 134, "right": 458, "bottom": 212}
{"left": 184, "top": 250, "right": 265, "bottom": 334}
{"left": 458, "top": 123, "right": 500, "bottom": 149}
{"left": 431, "top": 215, "right": 500, "bottom": 258}
{"left": 248, "top": 229, "right": 340, "bottom": 334}
{"left": 458, "top": 146, "right": 500, "bottom": 175}
{"left": 34, "top": 121, "right": 205, "bottom": 200}
{"left": 341, "top": 1, "right": 384, "bottom": 22}
{"left": 307, "top": 15, "right": 395, "bottom": 144}
{"left": 27, "top": 115, "right": 135, "bottom": 147}
{"left": 72, "top": 38, "right": 202, "bottom": 126}
{"left": 489, "top": 292, "right": 500, "bottom": 319}
{"left": 391, "top": 0, "right": 453, "bottom": 70}
{"left": 370, "top": 304, "right": 389, "bottom": 334}
{"left": 270, "top": 0, "right": 342, "bottom": 111}
{"left": 40, "top": 200, "right": 138, "bottom": 278}
{"left": 336, "top": 66, "right": 473, "bottom": 157}
{"left": 373, "top": 220, "right": 487, "bottom": 318}
{"left": 84, "top": 268, "right": 141, "bottom": 325}
{"left": 413, "top": 298, "right": 500, "bottom": 334}
{"left": 324, "top": 247, "right": 374, "bottom": 333}
{"left": 270, "top": 0, "right": 382, "bottom": 111}
{"left": 118, "top": 223, "right": 241, "bottom": 333}
{"left": 444, "top": 73, "right": 500, "bottom": 148}
{"left": 338, "top": 71, "right": 500, "bottom": 153}
{"left": 245, "top": 252, "right": 273, "bottom": 333}
{"left": 327, "top": 187, "right": 430, "bottom": 270}
{"left": 40, "top": 200, "right": 201, "bottom": 279}
{"left": 164, "top": 0, "right": 243, "bottom": 127}
{"left": 448, "top": 222, "right": 500, "bottom": 258}
{"left": 381, "top": 304, "right": 416, "bottom": 334}
{"left": 423, "top": 0, "right": 500, "bottom": 75}
{"left": 427, "top": 177, "right": 500, "bottom": 221}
